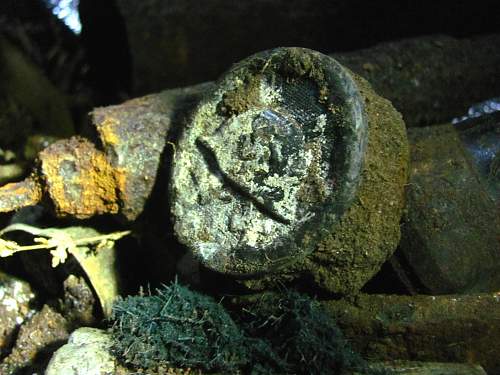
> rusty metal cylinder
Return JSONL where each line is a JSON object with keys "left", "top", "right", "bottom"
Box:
{"left": 398, "top": 113, "right": 500, "bottom": 294}
{"left": 170, "top": 48, "right": 409, "bottom": 294}
{"left": 0, "top": 48, "right": 410, "bottom": 295}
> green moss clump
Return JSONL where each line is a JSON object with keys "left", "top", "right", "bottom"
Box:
{"left": 110, "top": 283, "right": 389, "bottom": 374}
{"left": 110, "top": 281, "right": 249, "bottom": 372}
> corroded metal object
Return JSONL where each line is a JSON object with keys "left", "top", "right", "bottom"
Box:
{"left": 0, "top": 84, "right": 208, "bottom": 221}
{"left": 0, "top": 49, "right": 408, "bottom": 294}
{"left": 397, "top": 114, "right": 500, "bottom": 294}
{"left": 323, "top": 293, "right": 500, "bottom": 374}
{"left": 171, "top": 48, "right": 368, "bottom": 276}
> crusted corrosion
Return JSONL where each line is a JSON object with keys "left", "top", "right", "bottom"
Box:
{"left": 39, "top": 137, "right": 120, "bottom": 218}
{"left": 92, "top": 84, "right": 208, "bottom": 221}
{"left": 0, "top": 177, "right": 42, "bottom": 213}
{"left": 242, "top": 72, "right": 409, "bottom": 294}
{"left": 171, "top": 48, "right": 368, "bottom": 276}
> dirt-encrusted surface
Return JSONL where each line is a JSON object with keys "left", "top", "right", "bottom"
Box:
{"left": 244, "top": 72, "right": 409, "bottom": 295}
{"left": 171, "top": 48, "right": 369, "bottom": 277}
{"left": 323, "top": 293, "right": 500, "bottom": 374}
{"left": 400, "top": 123, "right": 500, "bottom": 293}
{"left": 0, "top": 305, "right": 69, "bottom": 374}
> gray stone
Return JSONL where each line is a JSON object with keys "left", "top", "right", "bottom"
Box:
{"left": 45, "top": 327, "right": 116, "bottom": 375}
{"left": 0, "top": 271, "right": 36, "bottom": 356}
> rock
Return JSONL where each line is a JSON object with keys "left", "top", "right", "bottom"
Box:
{"left": 61, "top": 275, "right": 96, "bottom": 327}
{"left": 0, "top": 271, "right": 36, "bottom": 357}
{"left": 0, "top": 305, "right": 69, "bottom": 374}
{"left": 45, "top": 327, "right": 116, "bottom": 375}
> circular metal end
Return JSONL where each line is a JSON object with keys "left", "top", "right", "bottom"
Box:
{"left": 170, "top": 47, "right": 368, "bottom": 276}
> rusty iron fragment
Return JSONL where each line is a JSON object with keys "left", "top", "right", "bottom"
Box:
{"left": 0, "top": 84, "right": 209, "bottom": 221}
{"left": 39, "top": 137, "right": 120, "bottom": 218}
{"left": 0, "top": 176, "right": 42, "bottom": 213}
{"left": 0, "top": 137, "right": 119, "bottom": 219}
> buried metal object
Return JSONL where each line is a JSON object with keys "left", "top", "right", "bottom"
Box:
{"left": 170, "top": 48, "right": 368, "bottom": 276}
{"left": 396, "top": 112, "right": 500, "bottom": 294}
{"left": 170, "top": 48, "right": 408, "bottom": 292}
{"left": 0, "top": 48, "right": 409, "bottom": 294}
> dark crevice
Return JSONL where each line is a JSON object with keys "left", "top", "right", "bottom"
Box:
{"left": 78, "top": 0, "right": 132, "bottom": 105}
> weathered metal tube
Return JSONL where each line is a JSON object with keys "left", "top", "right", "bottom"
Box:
{"left": 396, "top": 113, "right": 500, "bottom": 294}
{"left": 169, "top": 48, "right": 408, "bottom": 295}
{"left": 322, "top": 293, "right": 500, "bottom": 374}
{"left": 0, "top": 48, "right": 409, "bottom": 295}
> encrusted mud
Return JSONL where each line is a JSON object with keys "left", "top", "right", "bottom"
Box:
{"left": 243, "top": 73, "right": 409, "bottom": 294}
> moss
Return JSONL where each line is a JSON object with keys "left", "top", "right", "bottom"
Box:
{"left": 110, "top": 281, "right": 249, "bottom": 372}
{"left": 111, "top": 283, "right": 391, "bottom": 374}
{"left": 306, "top": 73, "right": 408, "bottom": 294}
{"left": 238, "top": 290, "right": 391, "bottom": 375}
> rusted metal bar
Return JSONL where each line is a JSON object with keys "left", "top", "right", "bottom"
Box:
{"left": 323, "top": 293, "right": 500, "bottom": 374}
{"left": 332, "top": 34, "right": 500, "bottom": 127}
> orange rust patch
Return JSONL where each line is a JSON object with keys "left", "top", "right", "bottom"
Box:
{"left": 114, "top": 167, "right": 128, "bottom": 201}
{"left": 0, "top": 176, "right": 42, "bottom": 212}
{"left": 39, "top": 137, "right": 120, "bottom": 219}
{"left": 98, "top": 117, "right": 121, "bottom": 147}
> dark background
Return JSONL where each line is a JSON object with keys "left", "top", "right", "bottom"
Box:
{"left": 2, "top": 0, "right": 499, "bottom": 105}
